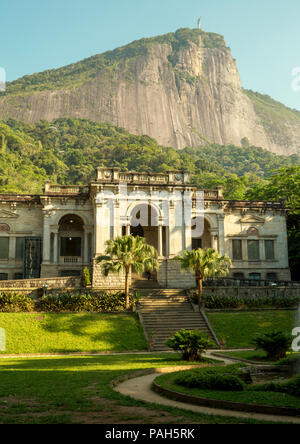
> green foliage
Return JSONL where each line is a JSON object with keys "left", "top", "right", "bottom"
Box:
{"left": 0, "top": 117, "right": 298, "bottom": 197}
{"left": 174, "top": 249, "right": 231, "bottom": 304}
{"left": 38, "top": 291, "right": 134, "bottom": 312}
{"left": 251, "top": 374, "right": 300, "bottom": 398}
{"left": 245, "top": 90, "right": 300, "bottom": 147}
{"left": 252, "top": 330, "right": 293, "bottom": 360}
{"left": 175, "top": 371, "right": 245, "bottom": 391}
{"left": 196, "top": 294, "right": 300, "bottom": 309}
{"left": 97, "top": 235, "right": 159, "bottom": 309}
{"left": 0, "top": 291, "right": 138, "bottom": 313}
{"left": 166, "top": 329, "right": 214, "bottom": 361}
{"left": 82, "top": 267, "right": 91, "bottom": 288}
{"left": 0, "top": 293, "right": 34, "bottom": 312}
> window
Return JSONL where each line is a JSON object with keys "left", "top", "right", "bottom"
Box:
{"left": 192, "top": 238, "right": 202, "bottom": 251}
{"left": 60, "top": 237, "right": 82, "bottom": 257}
{"left": 14, "top": 273, "right": 23, "bottom": 280}
{"left": 232, "top": 240, "right": 243, "bottom": 260}
{"left": 249, "top": 273, "right": 261, "bottom": 280}
{"left": 265, "top": 240, "right": 275, "bottom": 261}
{"left": 0, "top": 238, "right": 9, "bottom": 260}
{"left": 15, "top": 238, "right": 24, "bottom": 260}
{"left": 266, "top": 273, "right": 277, "bottom": 281}
{"left": 247, "top": 240, "right": 260, "bottom": 260}
{"left": 0, "top": 273, "right": 8, "bottom": 281}
{"left": 60, "top": 270, "right": 81, "bottom": 277}
{"left": 233, "top": 273, "right": 244, "bottom": 279}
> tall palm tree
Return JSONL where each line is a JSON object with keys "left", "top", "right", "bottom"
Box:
{"left": 173, "top": 248, "right": 232, "bottom": 307}
{"left": 97, "top": 235, "right": 159, "bottom": 309}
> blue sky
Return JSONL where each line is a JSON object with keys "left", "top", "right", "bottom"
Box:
{"left": 1, "top": 0, "right": 299, "bottom": 110}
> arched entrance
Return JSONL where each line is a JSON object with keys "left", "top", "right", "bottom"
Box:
{"left": 127, "top": 204, "right": 166, "bottom": 287}
{"left": 128, "top": 204, "right": 166, "bottom": 256}
{"left": 191, "top": 217, "right": 212, "bottom": 250}
{"left": 58, "top": 215, "right": 84, "bottom": 262}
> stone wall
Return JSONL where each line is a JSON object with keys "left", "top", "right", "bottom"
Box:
{"left": 92, "top": 259, "right": 127, "bottom": 289}
{"left": 158, "top": 259, "right": 195, "bottom": 289}
{"left": 0, "top": 276, "right": 81, "bottom": 289}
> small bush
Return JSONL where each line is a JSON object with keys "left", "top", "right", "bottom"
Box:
{"left": 0, "top": 293, "right": 34, "bottom": 312}
{"left": 252, "top": 330, "right": 292, "bottom": 361}
{"left": 175, "top": 372, "right": 245, "bottom": 391}
{"left": 166, "top": 329, "right": 214, "bottom": 362}
{"left": 251, "top": 374, "right": 300, "bottom": 398}
{"left": 82, "top": 267, "right": 91, "bottom": 287}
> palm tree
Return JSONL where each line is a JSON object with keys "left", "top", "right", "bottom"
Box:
{"left": 97, "top": 235, "right": 159, "bottom": 309}
{"left": 173, "top": 248, "right": 232, "bottom": 307}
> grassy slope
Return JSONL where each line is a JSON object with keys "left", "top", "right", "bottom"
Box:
{"left": 0, "top": 313, "right": 147, "bottom": 354}
{"left": 206, "top": 310, "right": 297, "bottom": 349}
{"left": 0, "top": 354, "right": 273, "bottom": 424}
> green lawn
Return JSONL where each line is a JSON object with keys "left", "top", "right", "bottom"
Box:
{"left": 206, "top": 310, "right": 297, "bottom": 349}
{"left": 0, "top": 354, "right": 276, "bottom": 424}
{"left": 0, "top": 313, "right": 147, "bottom": 354}
{"left": 155, "top": 368, "right": 300, "bottom": 410}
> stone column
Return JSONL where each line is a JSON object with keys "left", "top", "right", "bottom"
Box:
{"left": 126, "top": 222, "right": 130, "bottom": 236}
{"left": 84, "top": 230, "right": 89, "bottom": 264}
{"left": 42, "top": 215, "right": 51, "bottom": 264}
{"left": 166, "top": 226, "right": 170, "bottom": 258}
{"left": 114, "top": 200, "right": 122, "bottom": 238}
{"left": 211, "top": 231, "right": 219, "bottom": 251}
{"left": 217, "top": 214, "right": 226, "bottom": 256}
{"left": 94, "top": 203, "right": 107, "bottom": 255}
{"left": 158, "top": 223, "right": 163, "bottom": 257}
{"left": 9, "top": 236, "right": 16, "bottom": 261}
{"left": 53, "top": 230, "right": 58, "bottom": 264}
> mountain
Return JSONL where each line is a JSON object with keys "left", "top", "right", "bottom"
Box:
{"left": 0, "top": 28, "right": 299, "bottom": 156}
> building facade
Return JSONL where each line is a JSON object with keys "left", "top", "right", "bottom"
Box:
{"left": 0, "top": 168, "right": 291, "bottom": 288}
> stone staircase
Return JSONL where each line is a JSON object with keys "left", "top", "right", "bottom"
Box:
{"left": 137, "top": 289, "right": 216, "bottom": 352}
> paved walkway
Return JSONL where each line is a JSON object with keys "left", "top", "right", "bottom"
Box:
{"left": 115, "top": 352, "right": 300, "bottom": 424}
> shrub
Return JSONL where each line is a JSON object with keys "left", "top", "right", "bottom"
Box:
{"left": 252, "top": 330, "right": 292, "bottom": 361}
{"left": 251, "top": 374, "right": 300, "bottom": 397}
{"left": 175, "top": 372, "right": 245, "bottom": 391}
{"left": 166, "top": 329, "right": 214, "bottom": 362}
{"left": 37, "top": 291, "right": 134, "bottom": 312}
{"left": 82, "top": 267, "right": 91, "bottom": 288}
{"left": 194, "top": 293, "right": 300, "bottom": 309}
{"left": 0, "top": 293, "right": 34, "bottom": 312}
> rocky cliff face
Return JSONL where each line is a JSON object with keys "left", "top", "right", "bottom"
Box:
{"left": 0, "top": 29, "right": 299, "bottom": 155}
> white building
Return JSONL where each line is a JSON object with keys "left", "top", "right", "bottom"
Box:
{"left": 0, "top": 167, "right": 291, "bottom": 288}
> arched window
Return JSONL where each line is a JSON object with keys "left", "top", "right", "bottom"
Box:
{"left": 247, "top": 227, "right": 259, "bottom": 236}
{"left": 59, "top": 215, "right": 84, "bottom": 257}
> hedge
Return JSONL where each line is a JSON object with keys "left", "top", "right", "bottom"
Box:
{"left": 190, "top": 293, "right": 300, "bottom": 309}
{"left": 0, "top": 291, "right": 136, "bottom": 313}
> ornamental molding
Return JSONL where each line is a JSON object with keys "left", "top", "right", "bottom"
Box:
{"left": 0, "top": 209, "right": 19, "bottom": 219}
{"left": 239, "top": 214, "right": 265, "bottom": 224}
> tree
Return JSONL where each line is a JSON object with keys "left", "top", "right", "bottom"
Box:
{"left": 173, "top": 248, "right": 232, "bottom": 307}
{"left": 166, "top": 329, "right": 214, "bottom": 362}
{"left": 97, "top": 235, "right": 159, "bottom": 309}
{"left": 252, "top": 330, "right": 292, "bottom": 361}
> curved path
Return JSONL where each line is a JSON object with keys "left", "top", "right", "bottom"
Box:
{"left": 115, "top": 352, "right": 300, "bottom": 424}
